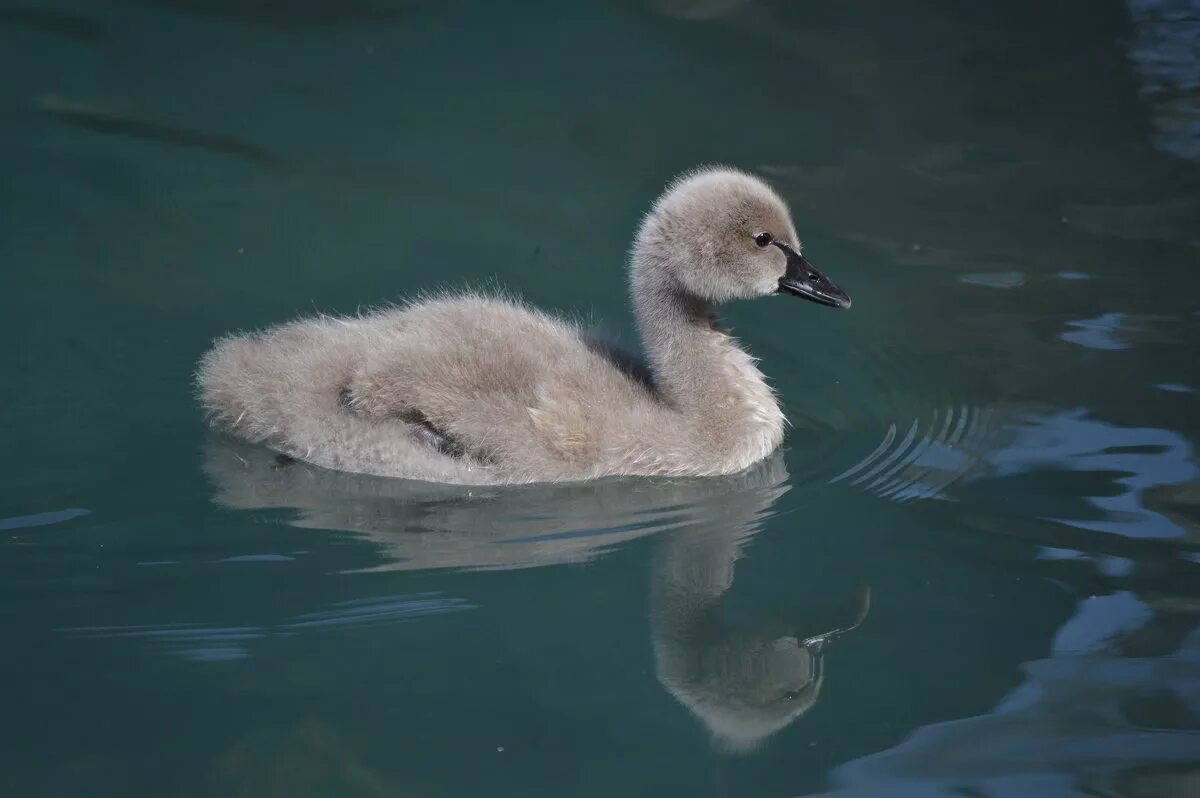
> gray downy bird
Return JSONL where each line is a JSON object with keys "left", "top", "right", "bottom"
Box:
{"left": 197, "top": 167, "right": 851, "bottom": 484}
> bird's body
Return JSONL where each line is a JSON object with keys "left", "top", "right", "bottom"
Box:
{"left": 198, "top": 168, "right": 850, "bottom": 485}
{"left": 199, "top": 292, "right": 783, "bottom": 483}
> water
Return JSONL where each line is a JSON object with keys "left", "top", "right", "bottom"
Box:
{"left": 2, "top": 1, "right": 1199, "bottom": 795}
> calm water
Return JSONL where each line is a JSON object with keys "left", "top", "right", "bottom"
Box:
{"left": 3, "top": 1, "right": 1200, "bottom": 796}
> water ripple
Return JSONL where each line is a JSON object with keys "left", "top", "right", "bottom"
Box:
{"left": 280, "top": 594, "right": 474, "bottom": 631}
{"left": 831, "top": 405, "right": 999, "bottom": 503}
{"left": 0, "top": 508, "right": 91, "bottom": 531}
{"left": 59, "top": 593, "right": 474, "bottom": 661}
{"left": 1060, "top": 313, "right": 1135, "bottom": 351}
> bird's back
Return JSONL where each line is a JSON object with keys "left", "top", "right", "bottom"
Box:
{"left": 198, "top": 292, "right": 664, "bottom": 483}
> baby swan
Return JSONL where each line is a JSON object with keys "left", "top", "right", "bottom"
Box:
{"left": 197, "top": 167, "right": 850, "bottom": 485}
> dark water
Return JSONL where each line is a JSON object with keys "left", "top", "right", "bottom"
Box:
{"left": 3, "top": 1, "right": 1200, "bottom": 795}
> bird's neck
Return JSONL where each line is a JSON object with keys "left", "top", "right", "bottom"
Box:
{"left": 631, "top": 261, "right": 785, "bottom": 461}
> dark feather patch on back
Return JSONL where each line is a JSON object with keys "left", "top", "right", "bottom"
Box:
{"left": 582, "top": 330, "right": 657, "bottom": 393}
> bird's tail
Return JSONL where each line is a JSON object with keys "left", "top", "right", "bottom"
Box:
{"left": 195, "top": 318, "right": 496, "bottom": 483}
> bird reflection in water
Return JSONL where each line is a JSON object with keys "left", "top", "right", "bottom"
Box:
{"left": 654, "top": 527, "right": 869, "bottom": 751}
{"left": 205, "top": 436, "right": 869, "bottom": 751}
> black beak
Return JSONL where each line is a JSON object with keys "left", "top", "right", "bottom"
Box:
{"left": 774, "top": 243, "right": 851, "bottom": 310}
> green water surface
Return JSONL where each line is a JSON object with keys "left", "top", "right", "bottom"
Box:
{"left": 2, "top": 1, "right": 1199, "bottom": 796}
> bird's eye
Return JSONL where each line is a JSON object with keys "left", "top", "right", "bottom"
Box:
{"left": 755, "top": 232, "right": 773, "bottom": 248}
